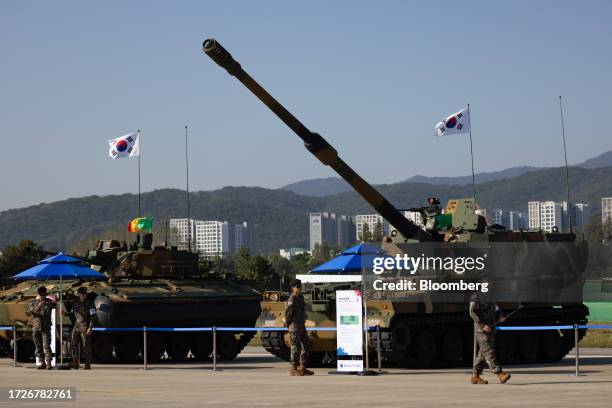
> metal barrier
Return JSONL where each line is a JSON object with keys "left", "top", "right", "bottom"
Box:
{"left": 91, "top": 326, "right": 340, "bottom": 371}
{"left": 4, "top": 324, "right": 611, "bottom": 373}
{"left": 0, "top": 326, "right": 18, "bottom": 367}
{"left": 495, "top": 324, "right": 612, "bottom": 377}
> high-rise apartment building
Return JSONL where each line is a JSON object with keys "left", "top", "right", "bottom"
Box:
{"left": 402, "top": 211, "right": 424, "bottom": 228}
{"left": 601, "top": 197, "right": 612, "bottom": 226}
{"left": 232, "top": 221, "right": 255, "bottom": 252}
{"left": 507, "top": 211, "right": 528, "bottom": 230}
{"left": 170, "top": 218, "right": 254, "bottom": 257}
{"left": 476, "top": 209, "right": 505, "bottom": 226}
{"left": 527, "top": 201, "right": 588, "bottom": 233}
{"left": 573, "top": 204, "right": 590, "bottom": 232}
{"left": 194, "top": 220, "right": 230, "bottom": 257}
{"left": 355, "top": 214, "right": 391, "bottom": 241}
{"left": 309, "top": 212, "right": 356, "bottom": 250}
{"left": 169, "top": 218, "right": 195, "bottom": 251}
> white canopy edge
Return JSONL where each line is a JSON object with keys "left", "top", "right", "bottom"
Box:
{"left": 296, "top": 274, "right": 362, "bottom": 283}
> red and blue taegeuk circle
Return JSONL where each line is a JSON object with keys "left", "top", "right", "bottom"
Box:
{"left": 446, "top": 116, "right": 457, "bottom": 128}
{"left": 116, "top": 139, "right": 128, "bottom": 152}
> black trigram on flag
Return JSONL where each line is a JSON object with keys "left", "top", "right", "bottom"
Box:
{"left": 435, "top": 107, "right": 470, "bottom": 137}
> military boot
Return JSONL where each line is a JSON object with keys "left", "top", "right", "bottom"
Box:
{"left": 71, "top": 362, "right": 80, "bottom": 370}
{"left": 497, "top": 371, "right": 511, "bottom": 383}
{"left": 298, "top": 365, "right": 314, "bottom": 376}
{"left": 45, "top": 359, "right": 52, "bottom": 370}
{"left": 37, "top": 361, "right": 47, "bottom": 370}
{"left": 470, "top": 375, "right": 488, "bottom": 384}
{"left": 289, "top": 364, "right": 301, "bottom": 376}
{"left": 83, "top": 364, "right": 91, "bottom": 370}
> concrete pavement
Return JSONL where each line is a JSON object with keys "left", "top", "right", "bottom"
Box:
{"left": 1, "top": 347, "right": 611, "bottom": 407}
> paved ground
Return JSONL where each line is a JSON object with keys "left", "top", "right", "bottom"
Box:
{"left": 1, "top": 347, "right": 611, "bottom": 408}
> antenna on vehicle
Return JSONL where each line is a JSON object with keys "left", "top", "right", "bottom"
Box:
{"left": 559, "top": 96, "right": 572, "bottom": 233}
{"left": 185, "top": 125, "right": 192, "bottom": 252}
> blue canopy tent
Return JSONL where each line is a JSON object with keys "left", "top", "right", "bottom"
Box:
{"left": 310, "top": 243, "right": 392, "bottom": 274}
{"left": 13, "top": 252, "right": 105, "bottom": 367}
{"left": 13, "top": 253, "right": 106, "bottom": 281}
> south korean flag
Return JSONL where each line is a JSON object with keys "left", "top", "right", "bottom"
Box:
{"left": 434, "top": 107, "right": 470, "bottom": 137}
{"left": 109, "top": 131, "right": 139, "bottom": 159}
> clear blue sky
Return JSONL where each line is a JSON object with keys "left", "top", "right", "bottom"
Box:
{"left": 1, "top": 0, "right": 611, "bottom": 211}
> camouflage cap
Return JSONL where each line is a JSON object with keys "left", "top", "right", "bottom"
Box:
{"left": 76, "top": 287, "right": 88, "bottom": 294}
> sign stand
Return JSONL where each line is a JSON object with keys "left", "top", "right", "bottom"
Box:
{"left": 331, "top": 282, "right": 379, "bottom": 376}
{"left": 330, "top": 289, "right": 364, "bottom": 374}
{"left": 356, "top": 271, "right": 378, "bottom": 376}
{"left": 50, "top": 307, "right": 57, "bottom": 368}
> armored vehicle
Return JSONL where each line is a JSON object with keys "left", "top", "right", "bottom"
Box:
{"left": 0, "top": 234, "right": 261, "bottom": 363}
{"left": 202, "top": 39, "right": 589, "bottom": 367}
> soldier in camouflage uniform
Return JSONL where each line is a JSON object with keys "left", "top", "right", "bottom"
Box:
{"left": 70, "top": 287, "right": 96, "bottom": 369}
{"left": 469, "top": 293, "right": 511, "bottom": 384}
{"left": 26, "top": 286, "right": 54, "bottom": 370}
{"left": 285, "top": 279, "right": 313, "bottom": 376}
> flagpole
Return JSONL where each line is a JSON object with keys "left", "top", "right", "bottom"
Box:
{"left": 467, "top": 104, "right": 476, "bottom": 202}
{"left": 559, "top": 96, "right": 572, "bottom": 232}
{"left": 185, "top": 125, "right": 191, "bottom": 252}
{"left": 138, "top": 129, "right": 141, "bottom": 218}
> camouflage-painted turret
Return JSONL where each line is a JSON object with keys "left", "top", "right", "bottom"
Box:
{"left": 203, "top": 39, "right": 589, "bottom": 368}
{"left": 0, "top": 234, "right": 262, "bottom": 363}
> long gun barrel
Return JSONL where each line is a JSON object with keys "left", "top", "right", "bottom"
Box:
{"left": 202, "top": 39, "right": 432, "bottom": 242}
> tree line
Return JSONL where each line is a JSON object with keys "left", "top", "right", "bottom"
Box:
{"left": 3, "top": 213, "right": 612, "bottom": 288}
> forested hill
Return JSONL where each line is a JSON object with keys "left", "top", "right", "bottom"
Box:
{"left": 1, "top": 166, "right": 611, "bottom": 253}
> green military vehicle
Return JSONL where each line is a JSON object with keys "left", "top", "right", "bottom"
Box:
{"left": 0, "top": 234, "right": 262, "bottom": 363}
{"left": 202, "top": 38, "right": 589, "bottom": 367}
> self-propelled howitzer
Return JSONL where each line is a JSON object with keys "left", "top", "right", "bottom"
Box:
{"left": 202, "top": 39, "right": 589, "bottom": 368}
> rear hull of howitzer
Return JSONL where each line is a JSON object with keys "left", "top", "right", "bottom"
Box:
{"left": 0, "top": 278, "right": 262, "bottom": 363}
{"left": 256, "top": 297, "right": 589, "bottom": 368}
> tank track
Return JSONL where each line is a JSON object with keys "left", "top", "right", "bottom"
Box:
{"left": 260, "top": 330, "right": 290, "bottom": 361}
{"left": 243, "top": 305, "right": 589, "bottom": 369}
{"left": 0, "top": 338, "right": 9, "bottom": 357}
{"left": 371, "top": 304, "right": 589, "bottom": 368}
{"left": 259, "top": 304, "right": 590, "bottom": 368}
{"left": 236, "top": 330, "right": 256, "bottom": 354}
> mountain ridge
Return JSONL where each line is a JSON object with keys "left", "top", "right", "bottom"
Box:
{"left": 281, "top": 150, "right": 612, "bottom": 196}
{"left": 2, "top": 165, "right": 611, "bottom": 253}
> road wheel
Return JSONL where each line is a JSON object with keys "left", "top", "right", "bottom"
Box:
{"left": 442, "top": 329, "right": 463, "bottom": 365}
{"left": 167, "top": 333, "right": 189, "bottom": 361}
{"left": 146, "top": 333, "right": 166, "bottom": 362}
{"left": 541, "top": 331, "right": 562, "bottom": 361}
{"left": 519, "top": 332, "right": 539, "bottom": 361}
{"left": 116, "top": 334, "right": 141, "bottom": 362}
{"left": 414, "top": 329, "right": 437, "bottom": 366}
{"left": 92, "top": 334, "right": 114, "bottom": 363}
{"left": 15, "top": 339, "right": 35, "bottom": 362}
{"left": 391, "top": 321, "right": 411, "bottom": 351}
{"left": 495, "top": 332, "right": 516, "bottom": 364}
{"left": 217, "top": 333, "right": 238, "bottom": 360}
{"left": 191, "top": 333, "right": 213, "bottom": 360}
